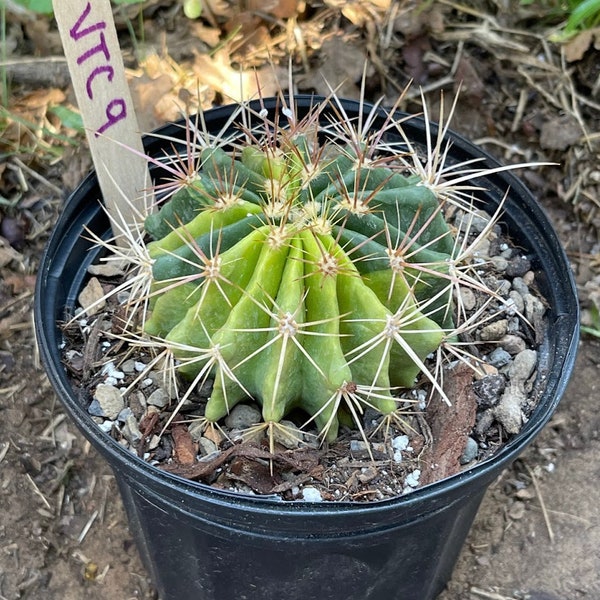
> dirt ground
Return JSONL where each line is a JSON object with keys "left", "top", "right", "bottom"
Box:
{"left": 1, "top": 2, "right": 599, "bottom": 599}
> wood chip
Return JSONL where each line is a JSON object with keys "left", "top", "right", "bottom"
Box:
{"left": 420, "top": 363, "right": 478, "bottom": 486}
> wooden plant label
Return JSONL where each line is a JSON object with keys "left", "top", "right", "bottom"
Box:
{"left": 53, "top": 0, "right": 152, "bottom": 233}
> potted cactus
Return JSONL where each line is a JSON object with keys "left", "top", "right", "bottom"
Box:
{"left": 35, "top": 92, "right": 578, "bottom": 600}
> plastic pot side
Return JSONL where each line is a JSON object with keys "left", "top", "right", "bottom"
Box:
{"left": 35, "top": 97, "right": 579, "bottom": 600}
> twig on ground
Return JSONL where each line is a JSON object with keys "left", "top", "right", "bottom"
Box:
{"left": 25, "top": 473, "right": 52, "bottom": 512}
{"left": 470, "top": 588, "right": 518, "bottom": 600}
{"left": 525, "top": 463, "right": 555, "bottom": 543}
{"left": 77, "top": 510, "right": 99, "bottom": 545}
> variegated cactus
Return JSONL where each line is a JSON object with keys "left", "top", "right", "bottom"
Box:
{"left": 140, "top": 105, "right": 463, "bottom": 442}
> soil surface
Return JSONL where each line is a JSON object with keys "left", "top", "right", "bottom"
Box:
{"left": 1, "top": 2, "right": 599, "bottom": 599}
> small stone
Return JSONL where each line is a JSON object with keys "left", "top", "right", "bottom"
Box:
{"left": 479, "top": 319, "right": 508, "bottom": 341}
{"left": 474, "top": 409, "right": 495, "bottom": 437}
{"left": 404, "top": 469, "right": 421, "bottom": 488}
{"left": 123, "top": 414, "right": 142, "bottom": 444}
{"left": 507, "top": 316, "right": 521, "bottom": 334}
{"left": 456, "top": 211, "right": 490, "bottom": 234}
{"left": 508, "top": 349, "right": 537, "bottom": 382}
{"left": 522, "top": 270, "right": 535, "bottom": 286}
{"left": 506, "top": 256, "right": 531, "bottom": 278}
{"left": 148, "top": 372, "right": 177, "bottom": 399}
{"left": 507, "top": 290, "right": 525, "bottom": 315}
{"left": 475, "top": 363, "right": 499, "bottom": 378}
{"left": 495, "top": 279, "right": 512, "bottom": 296}
{"left": 97, "top": 420, "right": 114, "bottom": 434}
{"left": 500, "top": 334, "right": 527, "bottom": 355}
{"left": 473, "top": 374, "right": 506, "bottom": 407}
{"left": 301, "top": 487, "right": 323, "bottom": 502}
{"left": 459, "top": 437, "right": 479, "bottom": 465}
{"left": 88, "top": 259, "right": 128, "bottom": 277}
{"left": 116, "top": 291, "right": 130, "bottom": 304}
{"left": 472, "top": 237, "right": 491, "bottom": 258}
{"left": 350, "top": 440, "right": 371, "bottom": 457}
{"left": 511, "top": 277, "right": 529, "bottom": 297}
{"left": 148, "top": 435, "right": 161, "bottom": 450}
{"left": 117, "top": 407, "right": 134, "bottom": 422}
{"left": 188, "top": 421, "right": 206, "bottom": 442}
{"left": 272, "top": 420, "right": 303, "bottom": 449}
{"left": 456, "top": 287, "right": 476, "bottom": 311}
{"left": 540, "top": 114, "right": 581, "bottom": 150}
{"left": 87, "top": 399, "right": 106, "bottom": 418}
{"left": 488, "top": 348, "right": 512, "bottom": 368}
{"left": 147, "top": 388, "right": 170, "bottom": 408}
{"left": 523, "top": 293, "right": 546, "bottom": 323}
{"left": 490, "top": 256, "right": 508, "bottom": 272}
{"left": 224, "top": 404, "right": 261, "bottom": 429}
{"left": 392, "top": 435, "right": 410, "bottom": 452}
{"left": 121, "top": 359, "right": 137, "bottom": 374}
{"left": 78, "top": 277, "right": 106, "bottom": 314}
{"left": 198, "top": 437, "right": 218, "bottom": 456}
{"left": 494, "top": 384, "right": 526, "bottom": 434}
{"left": 93, "top": 384, "right": 125, "bottom": 420}
{"left": 372, "top": 442, "right": 386, "bottom": 455}
{"left": 101, "top": 361, "right": 125, "bottom": 381}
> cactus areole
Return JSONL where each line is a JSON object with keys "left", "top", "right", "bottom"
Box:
{"left": 140, "top": 97, "right": 466, "bottom": 443}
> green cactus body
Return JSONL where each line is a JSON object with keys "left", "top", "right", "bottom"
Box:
{"left": 257, "top": 236, "right": 305, "bottom": 425}
{"left": 147, "top": 200, "right": 263, "bottom": 258}
{"left": 143, "top": 131, "right": 457, "bottom": 438}
{"left": 203, "top": 240, "right": 291, "bottom": 421}
{"left": 156, "top": 227, "right": 270, "bottom": 358}
{"left": 297, "top": 230, "right": 353, "bottom": 440}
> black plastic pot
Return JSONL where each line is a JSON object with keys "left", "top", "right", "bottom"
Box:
{"left": 35, "top": 97, "right": 579, "bottom": 600}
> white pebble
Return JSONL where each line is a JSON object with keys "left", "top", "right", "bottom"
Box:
{"left": 301, "top": 487, "right": 323, "bottom": 502}
{"left": 101, "top": 361, "right": 124, "bottom": 380}
{"left": 392, "top": 435, "right": 410, "bottom": 451}
{"left": 97, "top": 421, "right": 114, "bottom": 434}
{"left": 404, "top": 469, "right": 421, "bottom": 488}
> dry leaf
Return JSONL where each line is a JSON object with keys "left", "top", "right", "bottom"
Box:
{"left": 172, "top": 423, "right": 198, "bottom": 466}
{"left": 563, "top": 28, "right": 600, "bottom": 62}
{"left": 325, "top": 0, "right": 390, "bottom": 26}
{"left": 245, "top": 0, "right": 300, "bottom": 19}
{"left": 191, "top": 50, "right": 280, "bottom": 102}
{"left": 301, "top": 34, "right": 369, "bottom": 99}
{"left": 129, "top": 72, "right": 175, "bottom": 132}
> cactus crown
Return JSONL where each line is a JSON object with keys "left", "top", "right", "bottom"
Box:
{"left": 88, "top": 91, "right": 532, "bottom": 449}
